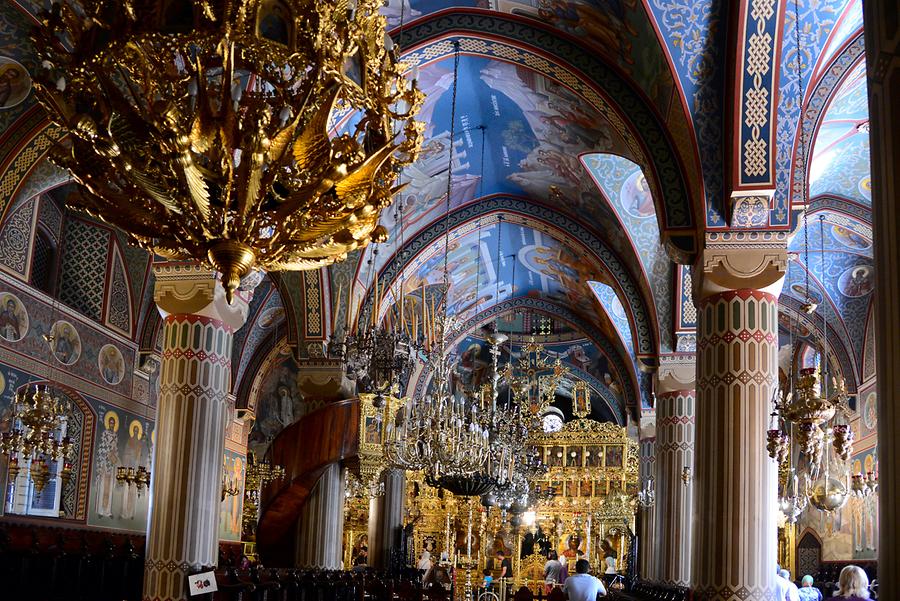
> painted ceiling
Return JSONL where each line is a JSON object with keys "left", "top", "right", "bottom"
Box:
{"left": 0, "top": 0, "right": 879, "bottom": 421}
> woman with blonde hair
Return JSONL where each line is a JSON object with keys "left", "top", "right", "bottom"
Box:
{"left": 826, "top": 565, "right": 870, "bottom": 600}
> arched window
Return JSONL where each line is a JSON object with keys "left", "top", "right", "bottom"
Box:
{"left": 30, "top": 227, "right": 57, "bottom": 296}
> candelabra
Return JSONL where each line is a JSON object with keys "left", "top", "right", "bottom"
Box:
{"left": 636, "top": 478, "right": 655, "bottom": 509}
{"left": 241, "top": 453, "right": 285, "bottom": 539}
{"left": 850, "top": 471, "right": 878, "bottom": 498}
{"left": 778, "top": 469, "right": 808, "bottom": 524}
{"left": 117, "top": 465, "right": 152, "bottom": 496}
{"left": 0, "top": 385, "right": 74, "bottom": 495}
{"left": 221, "top": 473, "right": 241, "bottom": 502}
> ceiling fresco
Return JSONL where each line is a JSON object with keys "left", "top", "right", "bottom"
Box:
{"left": 354, "top": 54, "right": 641, "bottom": 278}
{"left": 386, "top": 0, "right": 676, "bottom": 113}
{"left": 583, "top": 153, "right": 671, "bottom": 351}
{"left": 809, "top": 61, "right": 870, "bottom": 205}
{"left": 775, "top": 0, "right": 862, "bottom": 222}
{"left": 374, "top": 217, "right": 611, "bottom": 328}
{"left": 781, "top": 209, "right": 873, "bottom": 388}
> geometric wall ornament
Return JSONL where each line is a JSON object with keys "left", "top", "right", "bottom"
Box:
{"left": 105, "top": 245, "right": 133, "bottom": 336}
{"left": 0, "top": 196, "right": 36, "bottom": 278}
{"left": 59, "top": 218, "right": 109, "bottom": 321}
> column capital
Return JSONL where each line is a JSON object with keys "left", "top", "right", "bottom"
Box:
{"left": 656, "top": 353, "right": 696, "bottom": 396}
{"left": 693, "top": 232, "right": 788, "bottom": 302}
{"left": 153, "top": 262, "right": 253, "bottom": 330}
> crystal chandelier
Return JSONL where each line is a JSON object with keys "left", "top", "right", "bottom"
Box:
{"left": 32, "top": 0, "right": 423, "bottom": 302}
{"left": 0, "top": 385, "right": 74, "bottom": 495}
{"left": 386, "top": 350, "right": 491, "bottom": 481}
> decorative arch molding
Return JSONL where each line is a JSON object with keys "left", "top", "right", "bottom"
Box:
{"left": 395, "top": 14, "right": 698, "bottom": 249}
{"left": 359, "top": 196, "right": 658, "bottom": 359}
{"left": 789, "top": 32, "right": 866, "bottom": 213}
{"left": 235, "top": 328, "right": 283, "bottom": 413}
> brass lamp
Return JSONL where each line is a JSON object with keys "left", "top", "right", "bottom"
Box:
{"left": 32, "top": 0, "right": 423, "bottom": 302}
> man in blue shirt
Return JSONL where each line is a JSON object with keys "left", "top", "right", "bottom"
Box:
{"left": 562, "top": 559, "right": 607, "bottom": 600}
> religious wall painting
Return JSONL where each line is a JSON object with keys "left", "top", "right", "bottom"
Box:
{"left": 862, "top": 391, "right": 876, "bottom": 435}
{"left": 88, "top": 401, "right": 154, "bottom": 531}
{"left": 257, "top": 306, "right": 285, "bottom": 328}
{"left": 48, "top": 320, "right": 81, "bottom": 365}
{"left": 789, "top": 284, "right": 824, "bottom": 306}
{"left": 363, "top": 415, "right": 384, "bottom": 445}
{"left": 849, "top": 450, "right": 878, "bottom": 559}
{"left": 0, "top": 291, "right": 27, "bottom": 342}
{"left": 566, "top": 445, "right": 582, "bottom": 467}
{"left": 604, "top": 444, "right": 623, "bottom": 468}
{"left": 620, "top": 169, "right": 654, "bottom": 219}
{"left": 219, "top": 449, "right": 245, "bottom": 542}
{"left": 585, "top": 445, "right": 603, "bottom": 467}
{"left": 837, "top": 265, "right": 874, "bottom": 298}
{"left": 831, "top": 224, "right": 871, "bottom": 251}
{"left": 247, "top": 352, "right": 306, "bottom": 459}
{"left": 98, "top": 344, "right": 125, "bottom": 386}
{"left": 0, "top": 57, "right": 31, "bottom": 109}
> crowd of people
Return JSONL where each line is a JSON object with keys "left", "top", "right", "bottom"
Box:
{"left": 776, "top": 565, "right": 875, "bottom": 601}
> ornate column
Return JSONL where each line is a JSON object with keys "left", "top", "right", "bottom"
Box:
{"left": 654, "top": 354, "right": 695, "bottom": 587}
{"left": 144, "top": 264, "right": 253, "bottom": 601}
{"left": 295, "top": 463, "right": 345, "bottom": 569}
{"left": 691, "top": 237, "right": 786, "bottom": 601}
{"left": 865, "top": 3, "right": 899, "bottom": 598}
{"left": 637, "top": 411, "right": 658, "bottom": 581}
{"left": 368, "top": 468, "right": 405, "bottom": 569}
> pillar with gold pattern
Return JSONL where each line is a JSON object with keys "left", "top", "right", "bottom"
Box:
{"left": 691, "top": 235, "right": 787, "bottom": 601}
{"left": 144, "top": 263, "right": 253, "bottom": 601}
{"left": 654, "top": 354, "right": 695, "bottom": 587}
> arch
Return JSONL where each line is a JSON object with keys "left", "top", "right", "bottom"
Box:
{"left": 359, "top": 197, "right": 658, "bottom": 360}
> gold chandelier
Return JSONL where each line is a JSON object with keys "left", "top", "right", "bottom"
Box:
{"left": 32, "top": 0, "right": 423, "bottom": 301}
{"left": 0, "top": 385, "right": 74, "bottom": 494}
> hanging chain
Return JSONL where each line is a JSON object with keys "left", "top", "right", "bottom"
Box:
{"left": 438, "top": 41, "right": 461, "bottom": 355}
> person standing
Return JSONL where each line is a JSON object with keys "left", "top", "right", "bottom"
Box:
{"left": 544, "top": 550, "right": 563, "bottom": 594}
{"left": 562, "top": 559, "right": 607, "bottom": 600}
{"left": 776, "top": 568, "right": 800, "bottom": 601}
{"left": 496, "top": 549, "right": 513, "bottom": 583}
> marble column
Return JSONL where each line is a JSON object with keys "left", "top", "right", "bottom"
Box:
{"left": 654, "top": 354, "right": 695, "bottom": 587}
{"left": 368, "top": 468, "right": 405, "bottom": 569}
{"left": 865, "top": 3, "right": 899, "bottom": 598}
{"left": 637, "top": 413, "right": 658, "bottom": 581}
{"left": 295, "top": 463, "right": 345, "bottom": 569}
{"left": 691, "top": 240, "right": 786, "bottom": 601}
{"left": 144, "top": 264, "right": 252, "bottom": 601}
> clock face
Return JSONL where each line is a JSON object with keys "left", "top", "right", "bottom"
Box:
{"left": 542, "top": 413, "right": 563, "bottom": 433}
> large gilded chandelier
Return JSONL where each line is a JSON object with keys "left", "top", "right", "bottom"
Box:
{"left": 32, "top": 0, "right": 423, "bottom": 301}
{"left": 0, "top": 385, "right": 74, "bottom": 495}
